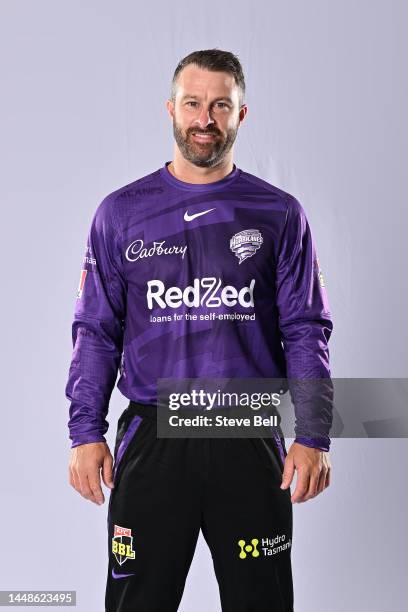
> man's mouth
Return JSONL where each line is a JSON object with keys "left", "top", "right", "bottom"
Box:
{"left": 191, "top": 132, "right": 218, "bottom": 142}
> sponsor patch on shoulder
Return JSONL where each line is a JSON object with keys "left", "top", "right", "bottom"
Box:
{"left": 316, "top": 257, "right": 325, "bottom": 287}
{"left": 76, "top": 269, "right": 87, "bottom": 299}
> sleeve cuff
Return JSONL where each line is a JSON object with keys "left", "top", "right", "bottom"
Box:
{"left": 294, "top": 436, "right": 330, "bottom": 452}
{"left": 70, "top": 434, "right": 107, "bottom": 448}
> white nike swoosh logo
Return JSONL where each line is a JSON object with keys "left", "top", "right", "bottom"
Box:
{"left": 184, "top": 208, "right": 216, "bottom": 222}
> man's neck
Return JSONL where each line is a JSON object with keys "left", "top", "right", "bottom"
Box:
{"left": 167, "top": 157, "right": 234, "bottom": 184}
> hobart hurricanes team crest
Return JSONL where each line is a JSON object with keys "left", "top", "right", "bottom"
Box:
{"left": 230, "top": 229, "right": 263, "bottom": 264}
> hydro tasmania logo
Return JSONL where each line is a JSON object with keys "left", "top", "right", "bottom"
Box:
{"left": 237, "top": 534, "right": 291, "bottom": 559}
{"left": 238, "top": 539, "right": 260, "bottom": 559}
{"left": 112, "top": 525, "right": 136, "bottom": 566}
{"left": 230, "top": 229, "right": 263, "bottom": 264}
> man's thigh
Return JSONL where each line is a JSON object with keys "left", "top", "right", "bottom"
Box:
{"left": 105, "top": 410, "right": 204, "bottom": 612}
{"left": 202, "top": 437, "right": 294, "bottom": 612}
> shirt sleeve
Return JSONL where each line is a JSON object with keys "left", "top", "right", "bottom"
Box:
{"left": 275, "top": 194, "right": 334, "bottom": 451}
{"left": 64, "top": 196, "right": 127, "bottom": 448}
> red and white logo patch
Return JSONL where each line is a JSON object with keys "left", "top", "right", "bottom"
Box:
{"left": 112, "top": 524, "right": 136, "bottom": 565}
{"left": 76, "top": 269, "right": 87, "bottom": 299}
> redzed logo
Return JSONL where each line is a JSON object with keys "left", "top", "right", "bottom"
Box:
{"left": 146, "top": 277, "right": 256, "bottom": 310}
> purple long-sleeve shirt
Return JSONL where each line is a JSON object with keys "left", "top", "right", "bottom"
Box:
{"left": 65, "top": 161, "right": 334, "bottom": 450}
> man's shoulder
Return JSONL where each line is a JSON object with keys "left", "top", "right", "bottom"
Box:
{"left": 238, "top": 168, "right": 302, "bottom": 214}
{"left": 103, "top": 166, "right": 164, "bottom": 204}
{"left": 92, "top": 166, "right": 164, "bottom": 225}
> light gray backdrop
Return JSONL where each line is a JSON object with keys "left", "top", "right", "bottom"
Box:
{"left": 1, "top": 0, "right": 406, "bottom": 610}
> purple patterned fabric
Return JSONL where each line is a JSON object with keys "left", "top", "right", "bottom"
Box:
{"left": 273, "top": 432, "right": 287, "bottom": 466}
{"left": 65, "top": 161, "right": 334, "bottom": 450}
{"left": 113, "top": 415, "right": 143, "bottom": 481}
{"left": 107, "top": 414, "right": 143, "bottom": 533}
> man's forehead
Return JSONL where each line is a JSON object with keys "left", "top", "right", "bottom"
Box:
{"left": 177, "top": 65, "right": 237, "bottom": 97}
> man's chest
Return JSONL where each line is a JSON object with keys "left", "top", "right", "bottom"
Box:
{"left": 122, "top": 201, "right": 283, "bottom": 290}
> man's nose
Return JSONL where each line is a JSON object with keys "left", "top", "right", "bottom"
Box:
{"left": 194, "top": 106, "right": 216, "bottom": 128}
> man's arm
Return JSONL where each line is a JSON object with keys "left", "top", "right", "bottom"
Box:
{"left": 275, "top": 193, "right": 334, "bottom": 452}
{"left": 65, "top": 195, "right": 127, "bottom": 449}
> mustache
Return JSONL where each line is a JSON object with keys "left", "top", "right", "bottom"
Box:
{"left": 189, "top": 129, "right": 220, "bottom": 136}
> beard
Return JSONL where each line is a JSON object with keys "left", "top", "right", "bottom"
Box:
{"left": 172, "top": 115, "right": 240, "bottom": 168}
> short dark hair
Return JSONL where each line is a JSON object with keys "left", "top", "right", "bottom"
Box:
{"left": 170, "top": 48, "right": 246, "bottom": 107}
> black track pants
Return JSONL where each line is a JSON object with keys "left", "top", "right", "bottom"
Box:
{"left": 105, "top": 401, "right": 294, "bottom": 611}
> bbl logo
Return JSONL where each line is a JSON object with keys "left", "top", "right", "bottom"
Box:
{"left": 237, "top": 538, "right": 260, "bottom": 559}
{"left": 112, "top": 524, "right": 136, "bottom": 565}
{"left": 230, "top": 229, "right": 263, "bottom": 264}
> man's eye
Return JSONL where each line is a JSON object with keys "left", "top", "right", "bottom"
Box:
{"left": 185, "top": 101, "right": 228, "bottom": 108}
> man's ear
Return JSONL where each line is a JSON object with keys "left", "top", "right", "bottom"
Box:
{"left": 165, "top": 99, "right": 174, "bottom": 120}
{"left": 239, "top": 104, "right": 248, "bottom": 125}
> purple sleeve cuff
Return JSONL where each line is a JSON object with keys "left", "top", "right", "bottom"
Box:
{"left": 294, "top": 436, "right": 330, "bottom": 452}
{"left": 70, "top": 434, "right": 107, "bottom": 448}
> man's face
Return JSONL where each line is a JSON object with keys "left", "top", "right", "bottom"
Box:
{"left": 169, "top": 64, "right": 245, "bottom": 168}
